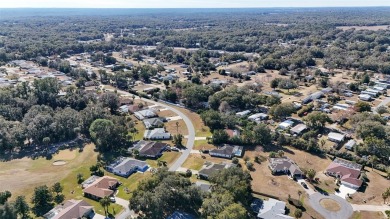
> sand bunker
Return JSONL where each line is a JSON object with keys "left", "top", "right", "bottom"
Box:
{"left": 53, "top": 160, "right": 67, "bottom": 166}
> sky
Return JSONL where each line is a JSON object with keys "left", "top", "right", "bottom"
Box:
{"left": 0, "top": 0, "right": 390, "bottom": 8}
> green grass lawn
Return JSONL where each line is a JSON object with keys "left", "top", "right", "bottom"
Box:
{"left": 146, "top": 152, "right": 181, "bottom": 168}
{"left": 114, "top": 172, "right": 152, "bottom": 200}
{"left": 132, "top": 118, "right": 145, "bottom": 141}
{"left": 193, "top": 140, "right": 215, "bottom": 150}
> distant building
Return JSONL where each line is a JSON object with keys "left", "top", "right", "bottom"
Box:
{"left": 344, "top": 140, "right": 356, "bottom": 151}
{"left": 248, "top": 113, "right": 269, "bottom": 121}
{"left": 359, "top": 94, "right": 372, "bottom": 101}
{"left": 290, "top": 124, "right": 307, "bottom": 136}
{"left": 301, "top": 91, "right": 324, "bottom": 104}
{"left": 236, "top": 110, "right": 251, "bottom": 117}
{"left": 134, "top": 109, "right": 157, "bottom": 120}
{"left": 278, "top": 120, "right": 294, "bottom": 130}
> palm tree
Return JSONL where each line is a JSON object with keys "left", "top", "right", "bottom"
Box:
{"left": 175, "top": 121, "right": 179, "bottom": 133}
{"left": 382, "top": 192, "right": 388, "bottom": 204}
{"left": 298, "top": 190, "right": 302, "bottom": 200}
{"left": 307, "top": 169, "right": 316, "bottom": 182}
{"left": 99, "top": 196, "right": 111, "bottom": 217}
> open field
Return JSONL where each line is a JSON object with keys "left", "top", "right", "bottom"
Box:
{"left": 337, "top": 25, "right": 390, "bottom": 31}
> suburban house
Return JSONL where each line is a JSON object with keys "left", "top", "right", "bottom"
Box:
{"left": 134, "top": 109, "right": 157, "bottom": 120}
{"left": 198, "top": 162, "right": 234, "bottom": 180}
{"left": 268, "top": 157, "right": 303, "bottom": 178}
{"left": 43, "top": 199, "right": 94, "bottom": 219}
{"left": 83, "top": 176, "right": 120, "bottom": 200}
{"left": 209, "top": 144, "right": 244, "bottom": 159}
{"left": 132, "top": 141, "right": 169, "bottom": 158}
{"left": 143, "top": 117, "right": 165, "bottom": 129}
{"left": 328, "top": 132, "right": 346, "bottom": 143}
{"left": 166, "top": 211, "right": 196, "bottom": 219}
{"left": 325, "top": 158, "right": 363, "bottom": 189}
{"left": 143, "top": 128, "right": 171, "bottom": 140}
{"left": 81, "top": 175, "right": 100, "bottom": 189}
{"left": 106, "top": 157, "right": 149, "bottom": 178}
{"left": 290, "top": 124, "right": 308, "bottom": 136}
{"left": 256, "top": 198, "right": 293, "bottom": 219}
{"left": 119, "top": 105, "right": 130, "bottom": 113}
{"left": 128, "top": 104, "right": 141, "bottom": 113}
{"left": 278, "top": 120, "right": 294, "bottom": 130}
{"left": 195, "top": 181, "right": 211, "bottom": 193}
{"left": 344, "top": 140, "right": 356, "bottom": 151}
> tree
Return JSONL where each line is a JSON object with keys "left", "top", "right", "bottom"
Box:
{"left": 0, "top": 202, "right": 17, "bottom": 219}
{"left": 278, "top": 79, "right": 298, "bottom": 92}
{"left": 52, "top": 183, "right": 64, "bottom": 204}
{"left": 14, "top": 196, "right": 30, "bottom": 219}
{"left": 212, "top": 129, "right": 230, "bottom": 144}
{"left": 0, "top": 191, "right": 11, "bottom": 205}
{"left": 304, "top": 112, "right": 331, "bottom": 130}
{"left": 355, "top": 101, "right": 371, "bottom": 112}
{"left": 376, "top": 106, "right": 388, "bottom": 115}
{"left": 89, "top": 119, "right": 117, "bottom": 152}
{"left": 100, "top": 92, "right": 119, "bottom": 114}
{"left": 270, "top": 78, "right": 281, "bottom": 89}
{"left": 369, "top": 155, "right": 378, "bottom": 171}
{"left": 77, "top": 173, "right": 84, "bottom": 184}
{"left": 31, "top": 185, "right": 54, "bottom": 217}
{"left": 100, "top": 197, "right": 111, "bottom": 217}
{"left": 253, "top": 123, "right": 272, "bottom": 146}
{"left": 307, "top": 169, "right": 316, "bottom": 182}
{"left": 163, "top": 80, "right": 170, "bottom": 87}
{"left": 269, "top": 103, "right": 295, "bottom": 120}
{"left": 278, "top": 150, "right": 285, "bottom": 158}
{"left": 294, "top": 209, "right": 303, "bottom": 219}
{"left": 173, "top": 134, "right": 184, "bottom": 147}
{"left": 246, "top": 161, "right": 254, "bottom": 171}
{"left": 216, "top": 203, "right": 247, "bottom": 219}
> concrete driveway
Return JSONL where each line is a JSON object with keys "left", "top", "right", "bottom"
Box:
{"left": 297, "top": 179, "right": 316, "bottom": 195}
{"left": 115, "top": 197, "right": 136, "bottom": 219}
{"left": 308, "top": 193, "right": 354, "bottom": 219}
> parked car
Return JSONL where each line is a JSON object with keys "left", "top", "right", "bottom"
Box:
{"left": 301, "top": 182, "right": 308, "bottom": 189}
{"left": 109, "top": 197, "right": 116, "bottom": 202}
{"left": 171, "top": 147, "right": 180, "bottom": 152}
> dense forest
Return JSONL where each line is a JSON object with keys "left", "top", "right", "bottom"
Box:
{"left": 1, "top": 8, "right": 390, "bottom": 73}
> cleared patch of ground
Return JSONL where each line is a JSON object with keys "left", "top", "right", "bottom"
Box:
{"left": 182, "top": 155, "right": 206, "bottom": 171}
{"left": 157, "top": 109, "right": 178, "bottom": 118}
{"left": 336, "top": 25, "right": 390, "bottom": 31}
{"left": 320, "top": 198, "right": 341, "bottom": 212}
{"left": 165, "top": 119, "right": 188, "bottom": 136}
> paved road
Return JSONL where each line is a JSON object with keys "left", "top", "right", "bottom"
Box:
{"left": 374, "top": 96, "right": 390, "bottom": 114}
{"left": 308, "top": 193, "right": 354, "bottom": 219}
{"left": 115, "top": 197, "right": 136, "bottom": 219}
{"left": 114, "top": 90, "right": 196, "bottom": 172}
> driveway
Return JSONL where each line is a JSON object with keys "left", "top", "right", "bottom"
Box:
{"left": 374, "top": 96, "right": 390, "bottom": 114}
{"left": 351, "top": 204, "right": 390, "bottom": 212}
{"left": 335, "top": 185, "right": 357, "bottom": 199}
{"left": 115, "top": 197, "right": 136, "bottom": 219}
{"left": 114, "top": 90, "right": 196, "bottom": 172}
{"left": 308, "top": 193, "right": 354, "bottom": 219}
{"left": 297, "top": 179, "right": 316, "bottom": 195}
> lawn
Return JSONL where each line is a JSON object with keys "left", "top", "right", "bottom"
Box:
{"left": 182, "top": 155, "right": 205, "bottom": 170}
{"left": 131, "top": 116, "right": 145, "bottom": 141}
{"left": 350, "top": 211, "right": 386, "bottom": 219}
{"left": 146, "top": 151, "right": 181, "bottom": 168}
{"left": 169, "top": 105, "right": 212, "bottom": 137}
{"left": 165, "top": 119, "right": 188, "bottom": 136}
{"left": 112, "top": 172, "right": 152, "bottom": 200}
{"left": 193, "top": 140, "right": 215, "bottom": 150}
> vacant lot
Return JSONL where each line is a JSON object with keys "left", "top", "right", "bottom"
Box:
{"left": 193, "top": 140, "right": 215, "bottom": 150}
{"left": 165, "top": 119, "right": 188, "bottom": 136}
{"left": 169, "top": 105, "right": 212, "bottom": 137}
{"left": 182, "top": 155, "right": 205, "bottom": 171}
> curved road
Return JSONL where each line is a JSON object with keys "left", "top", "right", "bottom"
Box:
{"left": 115, "top": 90, "right": 196, "bottom": 172}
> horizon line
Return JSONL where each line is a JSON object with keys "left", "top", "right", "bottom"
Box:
{"left": 1, "top": 6, "right": 390, "bottom": 9}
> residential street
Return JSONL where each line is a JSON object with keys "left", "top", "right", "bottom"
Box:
{"left": 115, "top": 197, "right": 136, "bottom": 219}
{"left": 374, "top": 96, "right": 390, "bottom": 114}
{"left": 114, "top": 89, "right": 196, "bottom": 172}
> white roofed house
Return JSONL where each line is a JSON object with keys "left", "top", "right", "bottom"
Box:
{"left": 328, "top": 132, "right": 346, "bottom": 143}
{"left": 236, "top": 110, "right": 251, "bottom": 117}
{"left": 290, "top": 124, "right": 307, "bottom": 136}
{"left": 256, "top": 198, "right": 293, "bottom": 219}
{"left": 359, "top": 94, "right": 372, "bottom": 101}
{"left": 248, "top": 113, "right": 269, "bottom": 122}
{"left": 278, "top": 120, "right": 294, "bottom": 130}
{"left": 344, "top": 140, "right": 356, "bottom": 151}
{"left": 143, "top": 128, "right": 171, "bottom": 140}
{"left": 134, "top": 109, "right": 157, "bottom": 120}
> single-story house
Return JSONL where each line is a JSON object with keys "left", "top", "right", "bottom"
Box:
{"left": 195, "top": 181, "right": 211, "bottom": 193}
{"left": 198, "top": 162, "right": 234, "bottom": 180}
{"left": 278, "top": 120, "right": 294, "bottom": 130}
{"left": 359, "top": 94, "right": 372, "bottom": 101}
{"left": 139, "top": 142, "right": 168, "bottom": 158}
{"left": 106, "top": 157, "right": 149, "bottom": 178}
{"left": 43, "top": 199, "right": 94, "bottom": 219}
{"left": 328, "top": 132, "right": 346, "bottom": 143}
{"left": 134, "top": 109, "right": 157, "bottom": 120}
{"left": 225, "top": 129, "right": 240, "bottom": 138}
{"left": 290, "top": 124, "right": 307, "bottom": 136}
{"left": 119, "top": 105, "right": 130, "bottom": 113}
{"left": 209, "top": 144, "right": 244, "bottom": 159}
{"left": 268, "top": 157, "right": 303, "bottom": 178}
{"left": 344, "top": 140, "right": 356, "bottom": 151}
{"left": 325, "top": 158, "right": 363, "bottom": 189}
{"left": 256, "top": 198, "right": 293, "bottom": 219}
{"left": 302, "top": 91, "right": 324, "bottom": 104}
{"left": 83, "top": 176, "right": 120, "bottom": 200}
{"left": 128, "top": 104, "right": 141, "bottom": 113}
{"left": 81, "top": 175, "right": 100, "bottom": 189}
{"left": 166, "top": 211, "right": 196, "bottom": 219}
{"left": 143, "top": 117, "right": 165, "bottom": 129}
{"left": 248, "top": 113, "right": 269, "bottom": 121}
{"left": 236, "top": 110, "right": 251, "bottom": 117}
{"left": 361, "top": 91, "right": 378, "bottom": 97}
{"left": 143, "top": 128, "right": 171, "bottom": 140}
